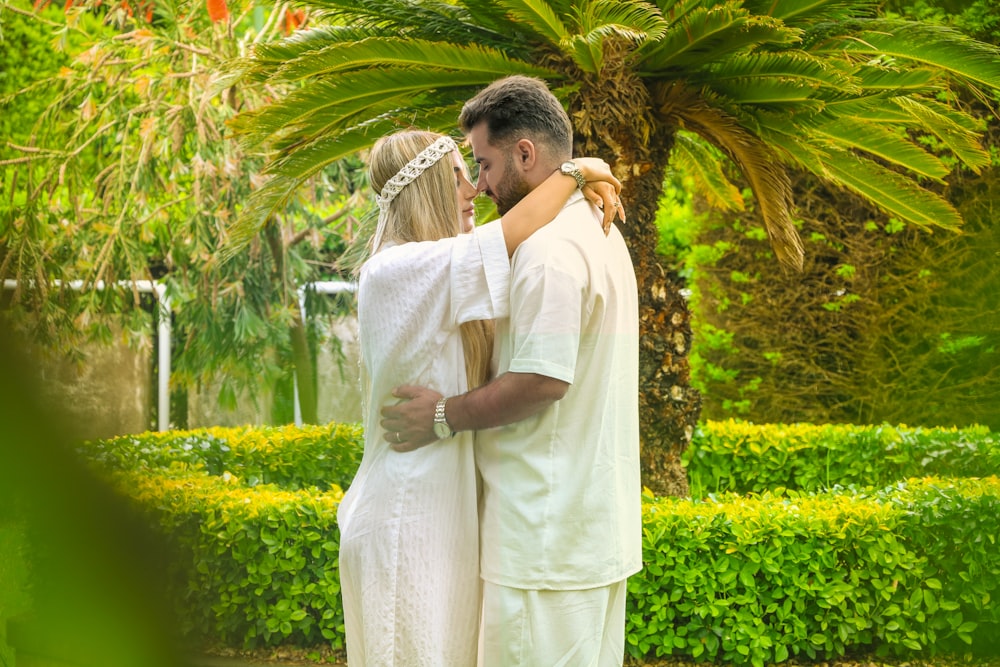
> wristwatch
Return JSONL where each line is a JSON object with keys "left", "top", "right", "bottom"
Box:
{"left": 433, "top": 397, "right": 454, "bottom": 439}
{"left": 560, "top": 160, "right": 587, "bottom": 189}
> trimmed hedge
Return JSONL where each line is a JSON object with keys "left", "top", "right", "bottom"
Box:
{"left": 87, "top": 423, "right": 363, "bottom": 491}
{"left": 80, "top": 423, "right": 363, "bottom": 649}
{"left": 685, "top": 420, "right": 999, "bottom": 496}
{"left": 627, "top": 477, "right": 1000, "bottom": 665}
{"left": 74, "top": 421, "right": 999, "bottom": 660}
{"left": 118, "top": 472, "right": 345, "bottom": 649}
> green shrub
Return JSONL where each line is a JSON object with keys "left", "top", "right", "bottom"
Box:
{"left": 77, "top": 423, "right": 364, "bottom": 649}
{"left": 116, "top": 472, "right": 345, "bottom": 649}
{"left": 627, "top": 476, "right": 1000, "bottom": 665}
{"left": 78, "top": 423, "right": 1000, "bottom": 658}
{"left": 84, "top": 423, "right": 364, "bottom": 492}
{"left": 685, "top": 420, "right": 998, "bottom": 496}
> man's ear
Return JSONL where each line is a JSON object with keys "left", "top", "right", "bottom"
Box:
{"left": 514, "top": 138, "right": 536, "bottom": 171}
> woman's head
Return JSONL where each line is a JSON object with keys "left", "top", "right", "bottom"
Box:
{"left": 368, "top": 130, "right": 476, "bottom": 253}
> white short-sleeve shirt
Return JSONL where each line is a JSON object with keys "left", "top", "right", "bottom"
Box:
{"left": 476, "top": 193, "right": 643, "bottom": 590}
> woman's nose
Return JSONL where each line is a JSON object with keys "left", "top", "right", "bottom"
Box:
{"left": 461, "top": 180, "right": 478, "bottom": 201}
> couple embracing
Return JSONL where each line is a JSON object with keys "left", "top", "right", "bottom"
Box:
{"left": 336, "top": 75, "right": 642, "bottom": 667}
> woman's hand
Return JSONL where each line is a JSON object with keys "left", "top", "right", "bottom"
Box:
{"left": 574, "top": 157, "right": 626, "bottom": 234}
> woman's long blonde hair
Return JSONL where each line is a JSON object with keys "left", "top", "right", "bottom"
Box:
{"left": 367, "top": 130, "right": 494, "bottom": 389}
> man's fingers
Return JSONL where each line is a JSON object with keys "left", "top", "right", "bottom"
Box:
{"left": 391, "top": 384, "right": 420, "bottom": 399}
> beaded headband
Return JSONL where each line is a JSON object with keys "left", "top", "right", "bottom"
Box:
{"left": 372, "top": 135, "right": 459, "bottom": 251}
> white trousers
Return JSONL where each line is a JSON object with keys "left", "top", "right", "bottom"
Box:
{"left": 478, "top": 579, "right": 628, "bottom": 667}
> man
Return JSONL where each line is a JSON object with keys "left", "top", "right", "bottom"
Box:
{"left": 379, "top": 75, "right": 641, "bottom": 666}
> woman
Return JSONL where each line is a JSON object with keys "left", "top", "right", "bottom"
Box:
{"left": 337, "top": 129, "right": 621, "bottom": 666}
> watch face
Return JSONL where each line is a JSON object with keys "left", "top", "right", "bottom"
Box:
{"left": 433, "top": 422, "right": 451, "bottom": 439}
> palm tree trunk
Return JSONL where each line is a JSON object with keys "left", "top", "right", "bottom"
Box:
{"left": 618, "top": 145, "right": 702, "bottom": 499}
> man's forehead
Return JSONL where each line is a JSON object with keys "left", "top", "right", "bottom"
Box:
{"left": 465, "top": 124, "right": 490, "bottom": 149}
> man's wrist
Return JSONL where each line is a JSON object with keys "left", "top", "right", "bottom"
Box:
{"left": 432, "top": 396, "right": 455, "bottom": 439}
{"left": 560, "top": 160, "right": 587, "bottom": 189}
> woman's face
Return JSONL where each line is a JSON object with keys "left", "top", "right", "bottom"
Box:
{"left": 452, "top": 151, "right": 478, "bottom": 233}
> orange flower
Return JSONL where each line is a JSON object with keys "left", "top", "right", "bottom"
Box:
{"left": 206, "top": 0, "right": 228, "bottom": 23}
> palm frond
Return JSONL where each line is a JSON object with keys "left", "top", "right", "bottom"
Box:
{"left": 750, "top": 110, "right": 833, "bottom": 174}
{"left": 893, "top": 96, "right": 991, "bottom": 173}
{"left": 821, "top": 96, "right": 914, "bottom": 121}
{"left": 250, "top": 25, "right": 375, "bottom": 66}
{"left": 708, "top": 78, "right": 826, "bottom": 110}
{"left": 552, "top": 1, "right": 668, "bottom": 75}
{"left": 808, "top": 19, "right": 1000, "bottom": 90}
{"left": 704, "top": 51, "right": 858, "bottom": 92}
{"left": 822, "top": 150, "right": 964, "bottom": 230}
{"left": 270, "top": 38, "right": 555, "bottom": 83}
{"left": 697, "top": 52, "right": 858, "bottom": 110}
{"left": 304, "top": 0, "right": 510, "bottom": 46}
{"left": 563, "top": 34, "right": 603, "bottom": 75}
{"left": 671, "top": 92, "right": 804, "bottom": 270}
{"left": 811, "top": 117, "right": 951, "bottom": 181}
{"left": 494, "top": 0, "right": 570, "bottom": 46}
{"left": 671, "top": 131, "right": 744, "bottom": 212}
{"left": 849, "top": 63, "right": 935, "bottom": 94}
{"left": 584, "top": 0, "right": 668, "bottom": 41}
{"left": 641, "top": 6, "right": 800, "bottom": 72}
{"left": 741, "top": 0, "right": 879, "bottom": 24}
{"left": 231, "top": 68, "right": 545, "bottom": 149}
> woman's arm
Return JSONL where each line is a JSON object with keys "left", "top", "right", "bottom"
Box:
{"left": 501, "top": 157, "right": 622, "bottom": 256}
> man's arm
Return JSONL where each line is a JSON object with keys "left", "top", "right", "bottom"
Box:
{"left": 380, "top": 372, "right": 569, "bottom": 452}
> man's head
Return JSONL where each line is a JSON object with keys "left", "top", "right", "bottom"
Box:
{"left": 459, "top": 76, "right": 573, "bottom": 215}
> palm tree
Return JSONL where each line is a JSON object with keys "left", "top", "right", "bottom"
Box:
{"left": 226, "top": 0, "right": 1000, "bottom": 497}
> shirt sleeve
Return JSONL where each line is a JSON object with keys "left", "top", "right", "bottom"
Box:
{"left": 506, "top": 253, "right": 582, "bottom": 384}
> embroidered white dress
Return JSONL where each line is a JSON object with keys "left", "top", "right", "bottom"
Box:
{"left": 337, "top": 221, "right": 510, "bottom": 666}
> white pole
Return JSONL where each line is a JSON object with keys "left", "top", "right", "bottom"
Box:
{"left": 155, "top": 285, "right": 171, "bottom": 432}
{"left": 293, "top": 286, "right": 306, "bottom": 428}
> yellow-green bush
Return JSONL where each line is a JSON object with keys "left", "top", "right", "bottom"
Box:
{"left": 80, "top": 423, "right": 362, "bottom": 649}
{"left": 78, "top": 422, "right": 1000, "bottom": 658}
{"left": 627, "top": 477, "right": 1000, "bottom": 665}
{"left": 117, "top": 472, "right": 345, "bottom": 649}
{"left": 87, "top": 423, "right": 363, "bottom": 491}
{"left": 685, "top": 420, "right": 998, "bottom": 496}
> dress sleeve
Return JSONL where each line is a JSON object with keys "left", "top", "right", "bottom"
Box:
{"left": 450, "top": 219, "right": 510, "bottom": 323}
{"left": 359, "top": 219, "right": 510, "bottom": 335}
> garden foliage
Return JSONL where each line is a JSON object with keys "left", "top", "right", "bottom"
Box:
{"left": 685, "top": 420, "right": 999, "bottom": 496}
{"left": 82, "top": 423, "right": 362, "bottom": 649}
{"left": 660, "top": 0, "right": 1000, "bottom": 431}
{"left": 70, "top": 420, "right": 998, "bottom": 662}
{"left": 629, "top": 476, "right": 999, "bottom": 665}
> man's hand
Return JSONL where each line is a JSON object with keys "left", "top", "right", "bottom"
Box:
{"left": 380, "top": 385, "right": 443, "bottom": 452}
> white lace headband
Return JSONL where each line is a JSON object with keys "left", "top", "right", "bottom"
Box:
{"left": 372, "top": 135, "right": 459, "bottom": 250}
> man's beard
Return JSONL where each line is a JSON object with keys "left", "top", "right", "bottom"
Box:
{"left": 493, "top": 154, "right": 533, "bottom": 216}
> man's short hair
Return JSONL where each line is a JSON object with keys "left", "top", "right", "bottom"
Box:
{"left": 459, "top": 75, "right": 573, "bottom": 157}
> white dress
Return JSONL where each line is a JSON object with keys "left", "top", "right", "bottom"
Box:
{"left": 337, "top": 222, "right": 510, "bottom": 666}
